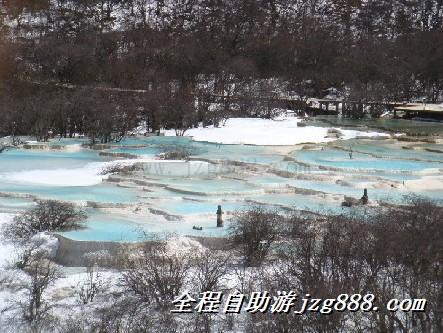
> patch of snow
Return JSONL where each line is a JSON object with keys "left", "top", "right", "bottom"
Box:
{"left": 64, "top": 144, "right": 83, "bottom": 152}
{"left": 0, "top": 215, "right": 59, "bottom": 270}
{"left": 29, "top": 232, "right": 59, "bottom": 259}
{"left": 165, "top": 236, "right": 204, "bottom": 255}
{"left": 0, "top": 213, "right": 16, "bottom": 269}
{"left": 163, "top": 117, "right": 391, "bottom": 145}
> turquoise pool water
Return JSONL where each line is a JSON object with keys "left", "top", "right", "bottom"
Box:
{"left": 0, "top": 196, "right": 35, "bottom": 213}
{"left": 61, "top": 213, "right": 152, "bottom": 242}
{"left": 293, "top": 149, "right": 442, "bottom": 172}
{"left": 110, "top": 136, "right": 285, "bottom": 165}
{"left": 159, "top": 178, "right": 262, "bottom": 195}
{"left": 1, "top": 133, "right": 442, "bottom": 242}
{"left": 332, "top": 141, "right": 443, "bottom": 162}
{"left": 152, "top": 200, "right": 245, "bottom": 215}
{"left": 0, "top": 181, "right": 139, "bottom": 203}
{"left": 247, "top": 193, "right": 343, "bottom": 213}
{"left": 61, "top": 211, "right": 231, "bottom": 241}
{"left": 0, "top": 149, "right": 104, "bottom": 173}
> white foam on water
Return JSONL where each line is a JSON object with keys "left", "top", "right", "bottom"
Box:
{"left": 0, "top": 158, "right": 154, "bottom": 187}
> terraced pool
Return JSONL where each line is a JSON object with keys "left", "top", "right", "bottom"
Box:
{"left": 1, "top": 134, "right": 442, "bottom": 241}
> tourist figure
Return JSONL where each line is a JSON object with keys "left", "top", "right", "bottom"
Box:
{"left": 361, "top": 189, "right": 368, "bottom": 205}
{"left": 216, "top": 205, "right": 223, "bottom": 227}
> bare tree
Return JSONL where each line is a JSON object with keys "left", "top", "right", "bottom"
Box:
{"left": 190, "top": 249, "right": 229, "bottom": 293}
{"left": 122, "top": 243, "right": 190, "bottom": 310}
{"left": 230, "top": 206, "right": 281, "bottom": 266}
{"left": 19, "top": 253, "right": 62, "bottom": 329}
{"left": 76, "top": 265, "right": 103, "bottom": 305}
{"left": 3, "top": 200, "right": 86, "bottom": 243}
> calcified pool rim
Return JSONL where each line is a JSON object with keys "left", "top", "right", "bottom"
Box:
{"left": 0, "top": 133, "right": 442, "bottom": 241}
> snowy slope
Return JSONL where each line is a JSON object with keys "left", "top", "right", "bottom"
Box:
{"left": 163, "top": 117, "right": 390, "bottom": 145}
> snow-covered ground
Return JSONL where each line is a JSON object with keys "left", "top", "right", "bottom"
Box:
{"left": 0, "top": 235, "right": 208, "bottom": 331}
{"left": 163, "top": 117, "right": 391, "bottom": 145}
{"left": 0, "top": 213, "right": 59, "bottom": 271}
{"left": 0, "top": 213, "right": 16, "bottom": 268}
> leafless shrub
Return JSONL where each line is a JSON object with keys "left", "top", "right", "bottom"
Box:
{"left": 3, "top": 200, "right": 86, "bottom": 243}
{"left": 98, "top": 163, "right": 139, "bottom": 175}
{"left": 190, "top": 249, "right": 229, "bottom": 293}
{"left": 230, "top": 206, "right": 281, "bottom": 266}
{"left": 76, "top": 265, "right": 103, "bottom": 305}
{"left": 157, "top": 148, "right": 191, "bottom": 160}
{"left": 367, "top": 196, "right": 443, "bottom": 332}
{"left": 18, "top": 252, "right": 63, "bottom": 329}
{"left": 122, "top": 243, "right": 191, "bottom": 310}
{"left": 14, "top": 238, "right": 53, "bottom": 271}
{"left": 241, "top": 197, "right": 443, "bottom": 332}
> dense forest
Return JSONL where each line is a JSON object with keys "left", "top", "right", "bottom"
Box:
{"left": 0, "top": 0, "right": 443, "bottom": 141}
